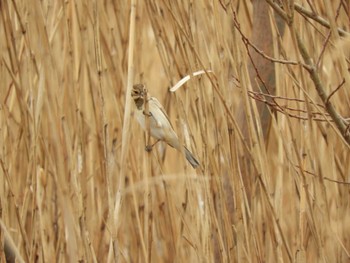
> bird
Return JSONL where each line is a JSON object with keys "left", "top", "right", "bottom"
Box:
{"left": 131, "top": 84, "right": 200, "bottom": 168}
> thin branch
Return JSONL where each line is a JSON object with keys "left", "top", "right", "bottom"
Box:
{"left": 232, "top": 12, "right": 298, "bottom": 66}
{"left": 249, "top": 92, "right": 332, "bottom": 122}
{"left": 264, "top": 0, "right": 350, "bottom": 145}
{"left": 316, "top": 29, "right": 332, "bottom": 68}
{"left": 326, "top": 78, "right": 345, "bottom": 105}
{"left": 323, "top": 177, "right": 350, "bottom": 185}
{"left": 294, "top": 3, "right": 350, "bottom": 37}
{"left": 316, "top": 1, "right": 342, "bottom": 67}
{"left": 265, "top": 0, "right": 290, "bottom": 23}
{"left": 295, "top": 31, "right": 350, "bottom": 144}
{"left": 295, "top": 165, "right": 350, "bottom": 185}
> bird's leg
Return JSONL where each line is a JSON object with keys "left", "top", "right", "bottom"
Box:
{"left": 145, "top": 140, "right": 160, "bottom": 152}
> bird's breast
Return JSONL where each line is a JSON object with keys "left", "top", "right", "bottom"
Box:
{"left": 135, "top": 110, "right": 166, "bottom": 140}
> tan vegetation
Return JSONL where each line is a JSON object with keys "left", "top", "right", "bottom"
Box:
{"left": 0, "top": 0, "right": 350, "bottom": 262}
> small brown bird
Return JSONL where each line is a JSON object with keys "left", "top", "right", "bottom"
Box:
{"left": 131, "top": 84, "right": 200, "bottom": 168}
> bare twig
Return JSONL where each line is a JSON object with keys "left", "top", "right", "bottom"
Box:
{"left": 266, "top": 0, "right": 350, "bottom": 145}
{"left": 295, "top": 165, "right": 350, "bottom": 185}
{"left": 249, "top": 92, "right": 332, "bottom": 122}
{"left": 323, "top": 177, "right": 350, "bottom": 185}
{"left": 248, "top": 90, "right": 325, "bottom": 108}
{"left": 316, "top": 29, "right": 332, "bottom": 68}
{"left": 326, "top": 78, "right": 346, "bottom": 105}
{"left": 294, "top": 3, "right": 350, "bottom": 37}
{"left": 266, "top": 1, "right": 350, "bottom": 37}
{"left": 232, "top": 12, "right": 298, "bottom": 66}
{"left": 295, "top": 31, "right": 350, "bottom": 144}
{"left": 316, "top": 2, "right": 342, "bottom": 67}
{"left": 265, "top": 0, "right": 290, "bottom": 23}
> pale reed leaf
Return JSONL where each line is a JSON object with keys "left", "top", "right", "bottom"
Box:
{"left": 170, "top": 70, "right": 213, "bottom": 92}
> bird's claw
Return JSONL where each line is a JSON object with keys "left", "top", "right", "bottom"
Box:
{"left": 145, "top": 145, "right": 153, "bottom": 152}
{"left": 143, "top": 111, "right": 152, "bottom": 117}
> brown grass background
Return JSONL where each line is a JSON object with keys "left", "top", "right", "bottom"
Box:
{"left": 1, "top": 0, "right": 350, "bottom": 262}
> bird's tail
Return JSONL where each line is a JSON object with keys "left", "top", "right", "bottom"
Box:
{"left": 184, "top": 146, "right": 200, "bottom": 168}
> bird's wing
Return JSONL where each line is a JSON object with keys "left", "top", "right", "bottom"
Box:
{"left": 148, "top": 97, "right": 176, "bottom": 130}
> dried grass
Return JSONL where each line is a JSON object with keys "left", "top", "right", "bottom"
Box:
{"left": 0, "top": 0, "right": 349, "bottom": 262}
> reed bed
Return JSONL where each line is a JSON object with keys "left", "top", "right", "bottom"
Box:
{"left": 0, "top": 0, "right": 349, "bottom": 262}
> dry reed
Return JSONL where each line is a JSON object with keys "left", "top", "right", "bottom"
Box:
{"left": 0, "top": 0, "right": 349, "bottom": 262}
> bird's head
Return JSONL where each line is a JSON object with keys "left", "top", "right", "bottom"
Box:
{"left": 131, "top": 84, "right": 147, "bottom": 109}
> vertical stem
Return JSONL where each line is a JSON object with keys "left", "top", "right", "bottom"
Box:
{"left": 113, "top": 0, "right": 137, "bottom": 260}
